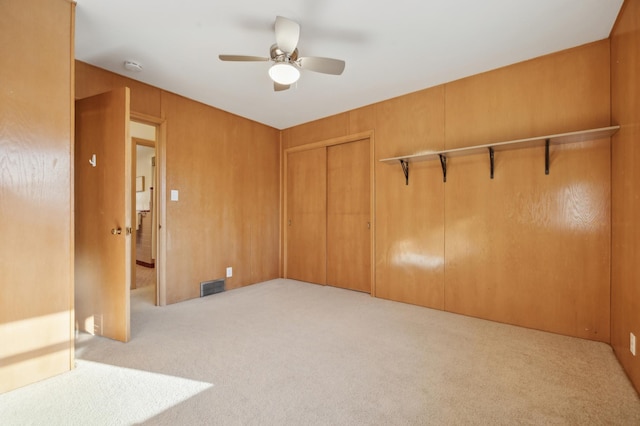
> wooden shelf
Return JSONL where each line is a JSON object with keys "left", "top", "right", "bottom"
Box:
{"left": 380, "top": 125, "right": 620, "bottom": 184}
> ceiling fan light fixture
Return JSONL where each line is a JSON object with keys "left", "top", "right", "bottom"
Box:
{"left": 268, "top": 62, "right": 300, "bottom": 85}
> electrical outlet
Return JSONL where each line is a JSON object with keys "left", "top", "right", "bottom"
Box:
{"left": 631, "top": 332, "right": 636, "bottom": 356}
{"left": 226, "top": 267, "right": 232, "bottom": 278}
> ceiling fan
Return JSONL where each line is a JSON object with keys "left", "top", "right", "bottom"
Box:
{"left": 219, "top": 16, "right": 346, "bottom": 91}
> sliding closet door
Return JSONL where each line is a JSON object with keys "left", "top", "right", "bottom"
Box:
{"left": 286, "top": 148, "right": 327, "bottom": 285}
{"left": 327, "top": 139, "right": 371, "bottom": 292}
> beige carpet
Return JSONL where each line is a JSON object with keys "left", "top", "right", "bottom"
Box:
{"left": 1, "top": 279, "right": 639, "bottom": 425}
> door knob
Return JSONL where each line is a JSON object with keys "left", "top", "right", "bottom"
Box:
{"left": 111, "top": 228, "right": 122, "bottom": 235}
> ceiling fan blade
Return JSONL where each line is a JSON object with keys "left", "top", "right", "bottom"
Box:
{"left": 298, "top": 57, "right": 345, "bottom": 75}
{"left": 274, "top": 82, "right": 290, "bottom": 92}
{"left": 218, "top": 55, "right": 269, "bottom": 62}
{"left": 275, "top": 16, "right": 300, "bottom": 54}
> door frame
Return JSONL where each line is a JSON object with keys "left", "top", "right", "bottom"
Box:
{"left": 131, "top": 112, "right": 167, "bottom": 306}
{"left": 282, "top": 130, "right": 376, "bottom": 296}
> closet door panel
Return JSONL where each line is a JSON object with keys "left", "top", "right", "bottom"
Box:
{"left": 286, "top": 148, "right": 327, "bottom": 284}
{"left": 327, "top": 139, "right": 371, "bottom": 292}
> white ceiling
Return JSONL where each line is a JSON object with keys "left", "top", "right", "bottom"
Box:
{"left": 75, "top": 0, "right": 623, "bottom": 130}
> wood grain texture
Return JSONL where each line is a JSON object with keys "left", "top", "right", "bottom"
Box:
{"left": 75, "top": 61, "right": 161, "bottom": 117}
{"left": 247, "top": 120, "right": 281, "bottom": 285}
{"left": 0, "top": 0, "right": 74, "bottom": 393}
{"left": 160, "top": 92, "right": 280, "bottom": 303}
{"left": 327, "top": 139, "right": 371, "bottom": 292}
{"left": 375, "top": 87, "right": 446, "bottom": 159}
{"left": 443, "top": 39, "right": 611, "bottom": 341}
{"left": 611, "top": 0, "right": 640, "bottom": 393}
{"left": 348, "top": 104, "right": 376, "bottom": 135}
{"left": 281, "top": 112, "right": 349, "bottom": 149}
{"left": 75, "top": 88, "right": 131, "bottom": 343}
{"left": 444, "top": 141, "right": 611, "bottom": 341}
{"left": 445, "top": 40, "right": 611, "bottom": 149}
{"left": 285, "top": 148, "right": 327, "bottom": 284}
{"left": 374, "top": 86, "right": 446, "bottom": 309}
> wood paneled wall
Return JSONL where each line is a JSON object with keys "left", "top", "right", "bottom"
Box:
{"left": 611, "top": 0, "right": 640, "bottom": 394}
{"left": 75, "top": 65, "right": 280, "bottom": 305}
{"left": 76, "top": 62, "right": 161, "bottom": 117}
{"left": 0, "top": 0, "right": 75, "bottom": 393}
{"left": 444, "top": 41, "right": 611, "bottom": 341}
{"left": 161, "top": 92, "right": 280, "bottom": 302}
{"left": 282, "top": 40, "right": 612, "bottom": 342}
{"left": 374, "top": 88, "right": 447, "bottom": 309}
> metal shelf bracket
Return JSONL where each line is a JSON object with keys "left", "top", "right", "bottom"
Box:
{"left": 439, "top": 154, "right": 447, "bottom": 183}
{"left": 400, "top": 159, "right": 409, "bottom": 185}
{"left": 489, "top": 147, "right": 495, "bottom": 179}
{"left": 545, "top": 138, "right": 550, "bottom": 175}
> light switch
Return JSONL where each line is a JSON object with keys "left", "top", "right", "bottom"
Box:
{"left": 170, "top": 190, "right": 179, "bottom": 201}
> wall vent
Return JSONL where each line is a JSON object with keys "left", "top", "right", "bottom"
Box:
{"left": 200, "top": 278, "right": 225, "bottom": 297}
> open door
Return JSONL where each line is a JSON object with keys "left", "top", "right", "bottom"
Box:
{"left": 75, "top": 87, "right": 132, "bottom": 342}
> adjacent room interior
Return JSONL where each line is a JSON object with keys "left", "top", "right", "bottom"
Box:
{"left": 2, "top": 0, "right": 640, "bottom": 422}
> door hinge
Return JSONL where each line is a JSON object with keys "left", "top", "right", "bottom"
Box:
{"left": 126, "top": 227, "right": 132, "bottom": 235}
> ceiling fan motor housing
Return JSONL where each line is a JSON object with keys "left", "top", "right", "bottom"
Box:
{"left": 270, "top": 44, "right": 299, "bottom": 64}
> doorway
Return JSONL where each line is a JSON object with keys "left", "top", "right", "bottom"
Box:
{"left": 75, "top": 89, "right": 167, "bottom": 343}
{"left": 131, "top": 120, "right": 160, "bottom": 306}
